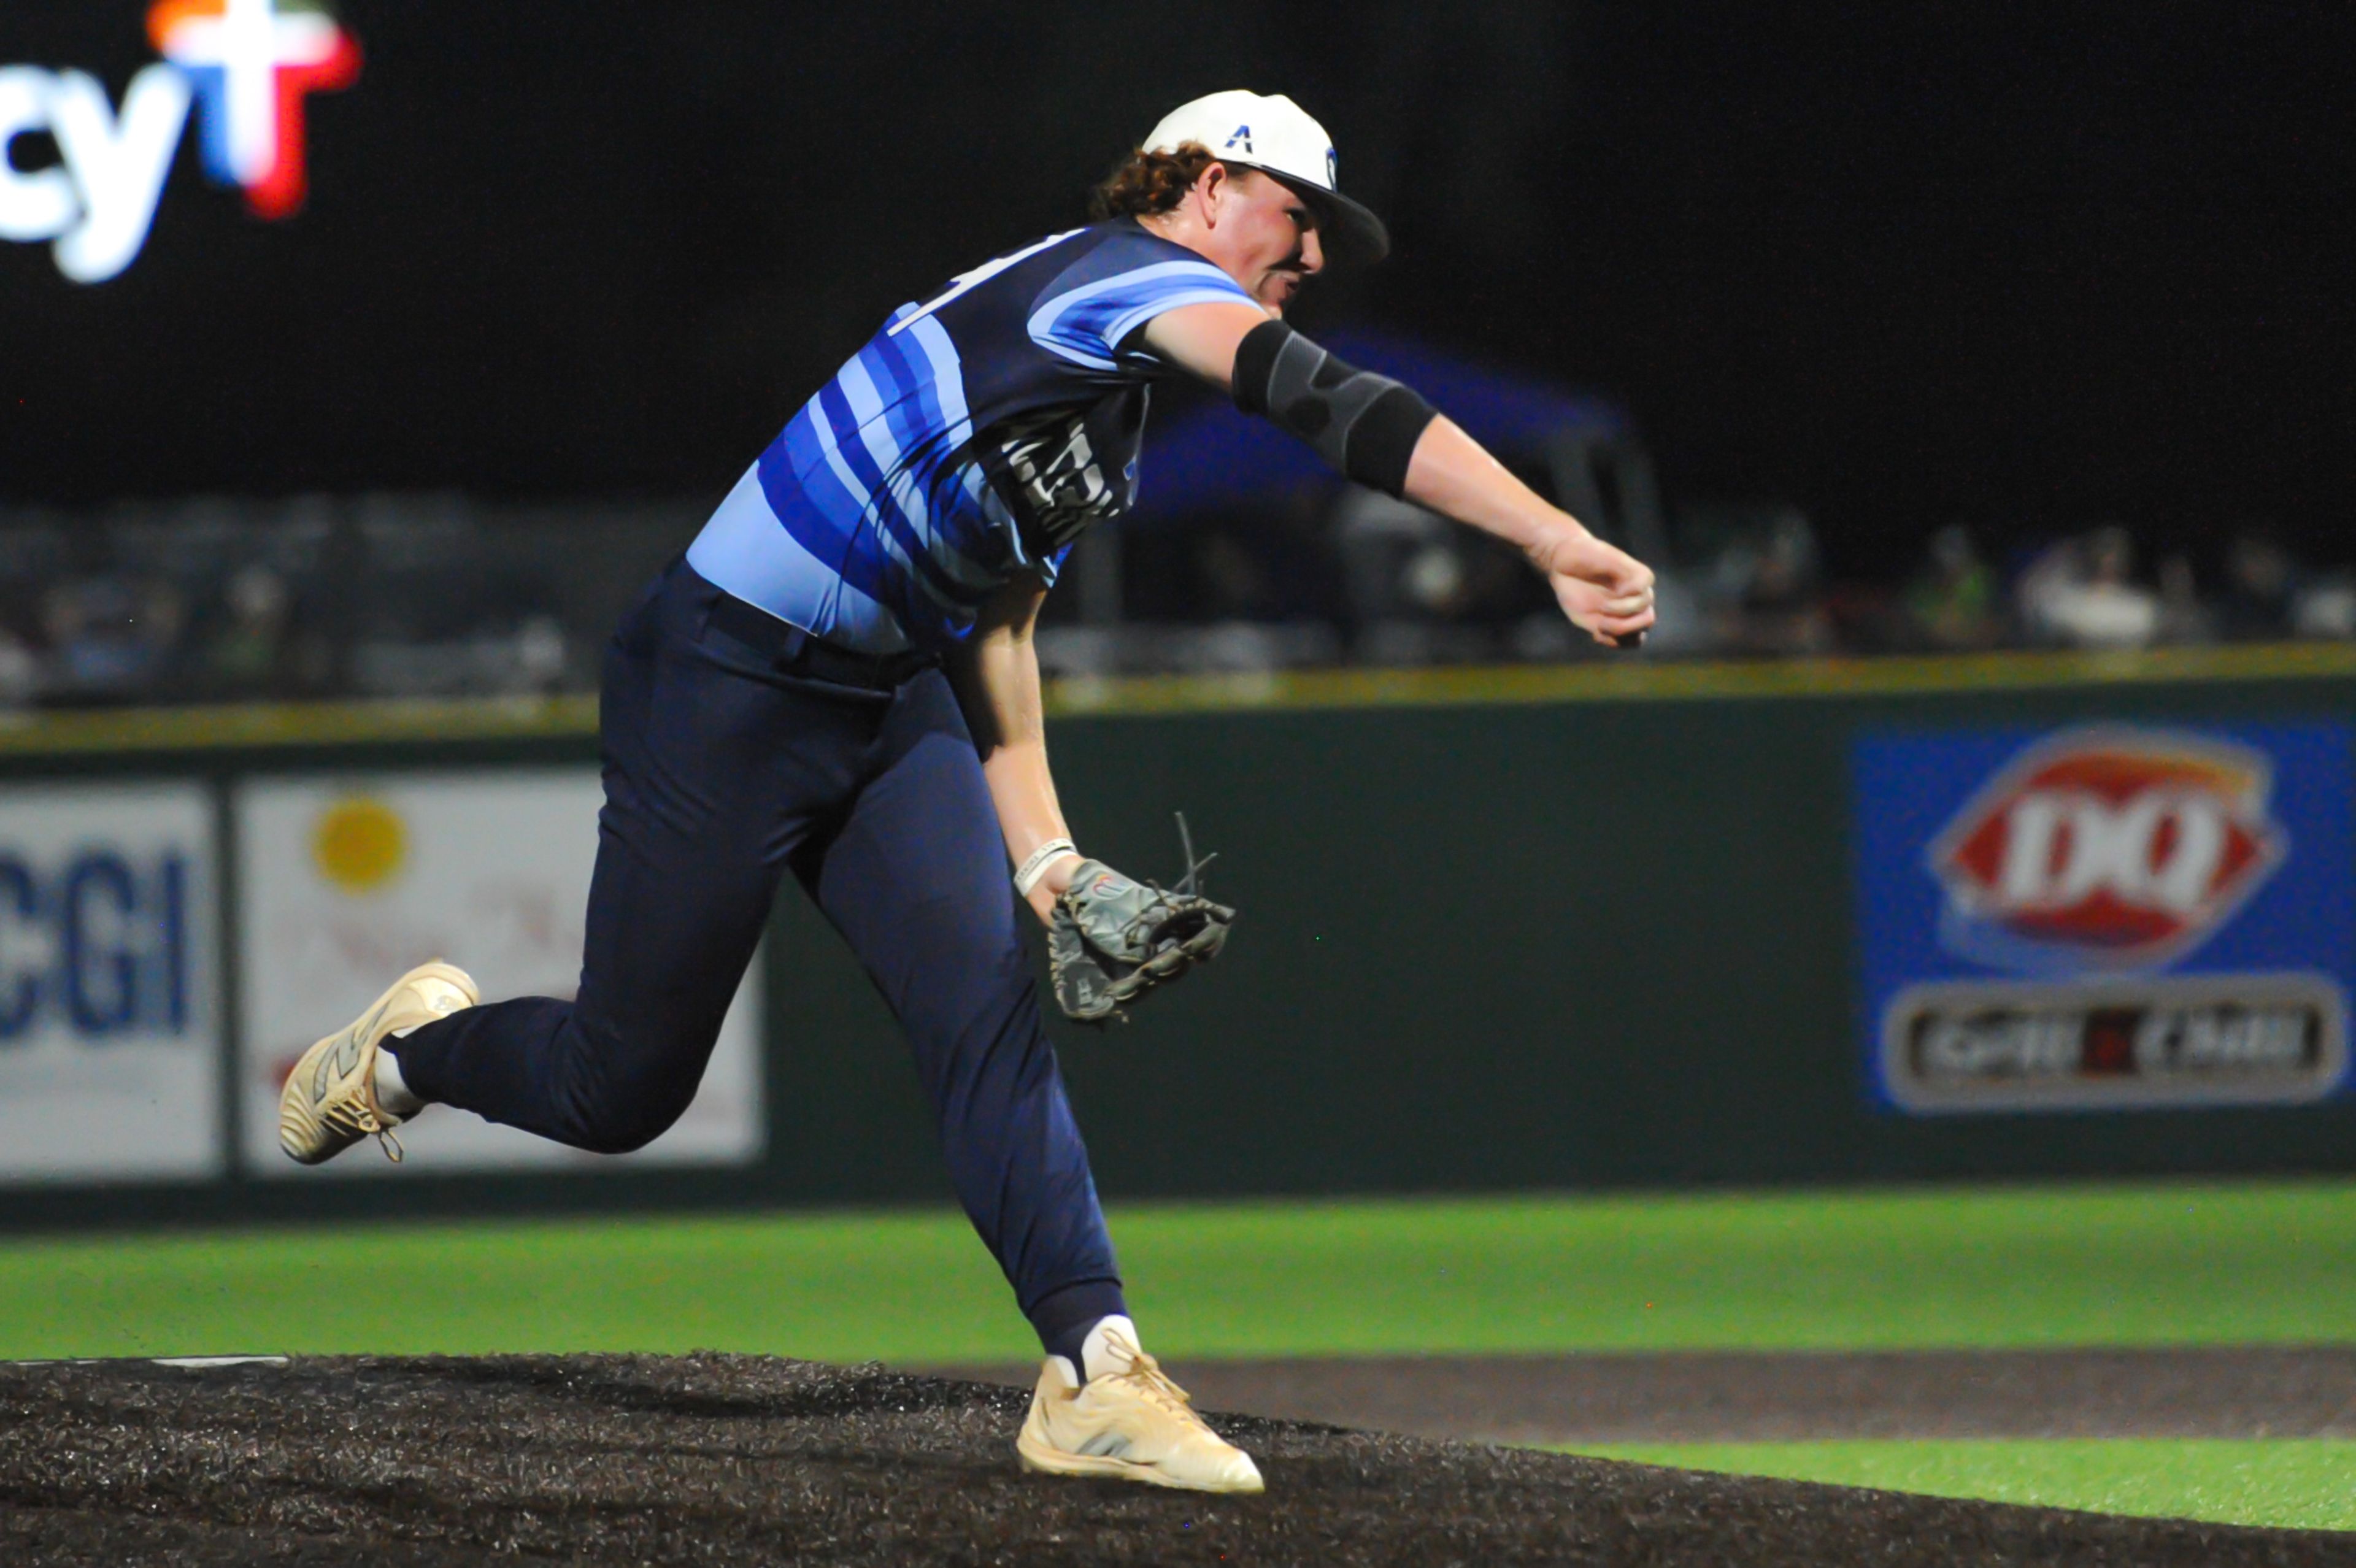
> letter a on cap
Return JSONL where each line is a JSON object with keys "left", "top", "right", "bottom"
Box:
{"left": 1142, "top": 90, "right": 1391, "bottom": 264}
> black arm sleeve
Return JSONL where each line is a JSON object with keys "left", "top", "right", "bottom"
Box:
{"left": 1231, "top": 319, "right": 1438, "bottom": 498}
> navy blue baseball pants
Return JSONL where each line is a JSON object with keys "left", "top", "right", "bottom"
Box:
{"left": 389, "top": 558, "right": 1126, "bottom": 1358}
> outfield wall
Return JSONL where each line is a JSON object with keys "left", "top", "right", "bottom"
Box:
{"left": 6, "top": 644, "right": 2356, "bottom": 1227}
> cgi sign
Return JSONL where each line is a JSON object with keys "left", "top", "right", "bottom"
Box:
{"left": 1853, "top": 723, "right": 2356, "bottom": 1114}
{"left": 0, "top": 836, "right": 193, "bottom": 1041}
{"left": 0, "top": 783, "right": 222, "bottom": 1181}
{"left": 0, "top": 0, "right": 360, "bottom": 283}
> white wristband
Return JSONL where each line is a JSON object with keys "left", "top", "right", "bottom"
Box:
{"left": 1014, "top": 839, "right": 1080, "bottom": 898}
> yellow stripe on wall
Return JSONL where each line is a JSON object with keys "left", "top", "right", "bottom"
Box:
{"left": 2, "top": 642, "right": 2353, "bottom": 757}
{"left": 1042, "top": 642, "right": 2356, "bottom": 717}
{"left": 0, "top": 694, "right": 601, "bottom": 756}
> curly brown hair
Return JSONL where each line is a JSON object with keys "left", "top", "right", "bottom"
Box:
{"left": 1088, "top": 141, "right": 1225, "bottom": 220}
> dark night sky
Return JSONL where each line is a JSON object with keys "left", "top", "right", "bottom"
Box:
{"left": 1, "top": 1, "right": 2347, "bottom": 580}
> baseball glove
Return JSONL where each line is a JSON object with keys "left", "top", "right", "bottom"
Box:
{"left": 1049, "top": 816, "right": 1234, "bottom": 1024}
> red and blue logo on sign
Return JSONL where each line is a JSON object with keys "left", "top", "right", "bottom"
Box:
{"left": 1852, "top": 721, "right": 2355, "bottom": 1112}
{"left": 148, "top": 0, "right": 361, "bottom": 220}
{"left": 1927, "top": 728, "right": 2287, "bottom": 970}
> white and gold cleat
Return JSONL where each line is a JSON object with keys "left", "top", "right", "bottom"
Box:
{"left": 277, "top": 961, "right": 477, "bottom": 1166}
{"left": 1016, "top": 1324, "right": 1265, "bottom": 1493}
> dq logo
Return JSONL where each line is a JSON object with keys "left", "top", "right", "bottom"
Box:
{"left": 0, "top": 0, "right": 360, "bottom": 284}
{"left": 1927, "top": 728, "right": 2286, "bottom": 970}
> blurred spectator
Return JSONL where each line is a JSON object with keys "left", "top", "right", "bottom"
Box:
{"left": 1738, "top": 512, "right": 1833, "bottom": 655}
{"left": 16, "top": 490, "right": 2356, "bottom": 704}
{"left": 2158, "top": 553, "right": 2205, "bottom": 645}
{"left": 1903, "top": 526, "right": 2004, "bottom": 650}
{"left": 2155, "top": 553, "right": 2214, "bottom": 644}
{"left": 1336, "top": 492, "right": 1478, "bottom": 664}
{"left": 1690, "top": 506, "right": 1831, "bottom": 656}
{"left": 2017, "top": 527, "right": 2158, "bottom": 649}
{"left": 0, "top": 627, "right": 37, "bottom": 708}
{"left": 2292, "top": 574, "right": 2356, "bottom": 639}
{"left": 509, "top": 615, "right": 571, "bottom": 694}
{"left": 202, "top": 564, "right": 294, "bottom": 696}
{"left": 1122, "top": 487, "right": 1343, "bottom": 632}
{"left": 2217, "top": 532, "right": 2298, "bottom": 641}
{"left": 1330, "top": 489, "right": 1554, "bottom": 664}
{"left": 1337, "top": 491, "right": 1452, "bottom": 631}
{"left": 40, "top": 576, "right": 187, "bottom": 701}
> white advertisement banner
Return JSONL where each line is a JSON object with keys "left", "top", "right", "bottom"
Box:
{"left": 237, "top": 770, "right": 764, "bottom": 1177}
{"left": 0, "top": 783, "right": 221, "bottom": 1181}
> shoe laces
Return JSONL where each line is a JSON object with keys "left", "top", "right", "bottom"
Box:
{"left": 1094, "top": 1329, "right": 1200, "bottom": 1424}
{"left": 320, "top": 1077, "right": 406, "bottom": 1163}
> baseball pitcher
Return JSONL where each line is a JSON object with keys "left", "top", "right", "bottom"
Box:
{"left": 278, "top": 90, "right": 1657, "bottom": 1493}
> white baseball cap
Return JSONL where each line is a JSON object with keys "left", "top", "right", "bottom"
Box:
{"left": 1142, "top": 90, "right": 1390, "bottom": 267}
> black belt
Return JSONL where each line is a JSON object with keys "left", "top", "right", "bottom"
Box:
{"left": 704, "top": 588, "right": 937, "bottom": 691}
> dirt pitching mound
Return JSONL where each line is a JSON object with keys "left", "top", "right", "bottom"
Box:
{"left": 0, "top": 1355, "right": 2339, "bottom": 1566}
{"left": 920, "top": 1347, "right": 2356, "bottom": 1443}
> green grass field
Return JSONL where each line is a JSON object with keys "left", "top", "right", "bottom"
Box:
{"left": 7, "top": 1180, "right": 2354, "bottom": 1531}
{"left": 1572, "top": 1440, "right": 2356, "bottom": 1534}
{"left": 13, "top": 1180, "right": 2356, "bottom": 1363}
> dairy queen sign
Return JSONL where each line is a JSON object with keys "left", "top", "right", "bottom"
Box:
{"left": 1852, "top": 723, "right": 2355, "bottom": 1113}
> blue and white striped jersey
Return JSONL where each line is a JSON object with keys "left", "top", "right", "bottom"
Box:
{"left": 687, "top": 219, "right": 1258, "bottom": 654}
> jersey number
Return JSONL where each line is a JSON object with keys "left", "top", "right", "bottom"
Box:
{"left": 888, "top": 229, "right": 1082, "bottom": 337}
